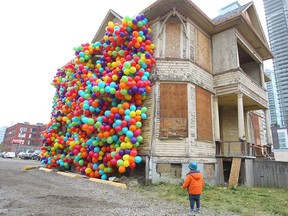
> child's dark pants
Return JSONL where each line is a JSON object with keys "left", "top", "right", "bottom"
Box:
{"left": 189, "top": 194, "right": 200, "bottom": 211}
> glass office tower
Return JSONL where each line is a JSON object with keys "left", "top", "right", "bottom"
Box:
{"left": 263, "top": 0, "right": 288, "bottom": 126}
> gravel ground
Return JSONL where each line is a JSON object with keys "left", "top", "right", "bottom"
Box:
{"left": 0, "top": 158, "right": 241, "bottom": 216}
{"left": 0, "top": 158, "right": 195, "bottom": 216}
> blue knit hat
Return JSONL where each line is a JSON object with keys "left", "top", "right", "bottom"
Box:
{"left": 188, "top": 161, "right": 197, "bottom": 170}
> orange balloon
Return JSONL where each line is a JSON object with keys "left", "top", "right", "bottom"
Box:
{"left": 122, "top": 102, "right": 130, "bottom": 109}
{"left": 118, "top": 166, "right": 126, "bottom": 173}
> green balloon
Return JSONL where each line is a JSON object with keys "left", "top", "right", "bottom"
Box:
{"left": 107, "top": 136, "right": 113, "bottom": 144}
{"left": 141, "top": 107, "right": 147, "bottom": 113}
{"left": 78, "top": 160, "right": 84, "bottom": 166}
{"left": 121, "top": 76, "right": 128, "bottom": 82}
{"left": 87, "top": 118, "right": 94, "bottom": 125}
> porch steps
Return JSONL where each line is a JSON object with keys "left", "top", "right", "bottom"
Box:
{"left": 228, "top": 158, "right": 241, "bottom": 187}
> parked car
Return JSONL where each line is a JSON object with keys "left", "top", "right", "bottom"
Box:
{"left": 19, "top": 149, "right": 35, "bottom": 159}
{"left": 17, "top": 152, "right": 25, "bottom": 158}
{"left": 1, "top": 152, "right": 6, "bottom": 158}
{"left": 32, "top": 150, "right": 42, "bottom": 160}
{"left": 4, "top": 152, "right": 16, "bottom": 158}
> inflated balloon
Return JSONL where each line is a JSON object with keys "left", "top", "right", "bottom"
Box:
{"left": 41, "top": 14, "right": 155, "bottom": 180}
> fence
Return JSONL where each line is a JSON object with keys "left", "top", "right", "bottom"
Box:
{"left": 253, "top": 159, "right": 288, "bottom": 188}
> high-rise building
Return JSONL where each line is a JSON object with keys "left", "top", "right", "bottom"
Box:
{"left": 0, "top": 126, "right": 7, "bottom": 144}
{"left": 263, "top": 0, "right": 288, "bottom": 126}
{"left": 219, "top": 1, "right": 241, "bottom": 15}
{"left": 265, "top": 69, "right": 281, "bottom": 126}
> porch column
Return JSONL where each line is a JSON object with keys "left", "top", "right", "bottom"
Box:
{"left": 237, "top": 93, "right": 245, "bottom": 140}
{"left": 213, "top": 96, "right": 220, "bottom": 141}
{"left": 260, "top": 64, "right": 266, "bottom": 88}
{"left": 245, "top": 111, "right": 251, "bottom": 142}
{"left": 265, "top": 109, "right": 272, "bottom": 144}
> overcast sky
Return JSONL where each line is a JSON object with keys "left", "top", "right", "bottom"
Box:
{"left": 0, "top": 0, "right": 271, "bottom": 127}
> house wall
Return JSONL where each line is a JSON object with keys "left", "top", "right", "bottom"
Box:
{"left": 220, "top": 106, "right": 241, "bottom": 154}
{"left": 144, "top": 14, "right": 217, "bottom": 184}
{"left": 241, "top": 62, "right": 261, "bottom": 85}
{"left": 212, "top": 28, "right": 238, "bottom": 73}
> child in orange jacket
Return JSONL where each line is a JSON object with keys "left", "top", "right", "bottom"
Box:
{"left": 181, "top": 161, "right": 204, "bottom": 214}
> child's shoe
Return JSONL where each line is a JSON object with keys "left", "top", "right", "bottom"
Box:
{"left": 196, "top": 208, "right": 201, "bottom": 213}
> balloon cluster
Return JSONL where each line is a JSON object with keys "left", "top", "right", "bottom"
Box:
{"left": 41, "top": 14, "right": 155, "bottom": 180}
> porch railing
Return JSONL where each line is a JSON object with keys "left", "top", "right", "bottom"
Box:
{"left": 215, "top": 140, "right": 256, "bottom": 157}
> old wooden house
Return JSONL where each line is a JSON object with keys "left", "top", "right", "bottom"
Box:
{"left": 92, "top": 0, "right": 273, "bottom": 186}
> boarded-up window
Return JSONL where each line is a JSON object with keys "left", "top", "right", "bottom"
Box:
{"left": 251, "top": 113, "right": 260, "bottom": 145}
{"left": 196, "top": 86, "right": 212, "bottom": 141}
{"left": 165, "top": 18, "right": 181, "bottom": 58}
{"left": 196, "top": 30, "right": 211, "bottom": 72}
{"left": 160, "top": 83, "right": 188, "bottom": 138}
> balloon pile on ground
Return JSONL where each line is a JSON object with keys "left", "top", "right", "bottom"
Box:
{"left": 41, "top": 14, "right": 155, "bottom": 180}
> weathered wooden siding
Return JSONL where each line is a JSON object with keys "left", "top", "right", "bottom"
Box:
{"left": 190, "top": 140, "right": 215, "bottom": 158}
{"left": 196, "top": 30, "right": 211, "bottom": 72}
{"left": 212, "top": 28, "right": 238, "bottom": 73}
{"left": 156, "top": 60, "right": 214, "bottom": 93}
{"left": 165, "top": 19, "right": 181, "bottom": 58}
{"left": 214, "top": 70, "right": 268, "bottom": 108}
{"left": 150, "top": 22, "right": 161, "bottom": 58}
{"left": 188, "top": 84, "right": 196, "bottom": 142}
{"left": 139, "top": 85, "right": 155, "bottom": 155}
{"left": 253, "top": 160, "right": 288, "bottom": 188}
{"left": 188, "top": 23, "right": 195, "bottom": 61}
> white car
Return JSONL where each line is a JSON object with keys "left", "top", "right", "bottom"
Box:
{"left": 17, "top": 152, "right": 25, "bottom": 158}
{"left": 4, "top": 152, "right": 16, "bottom": 158}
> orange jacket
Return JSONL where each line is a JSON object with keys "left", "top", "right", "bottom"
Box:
{"left": 181, "top": 171, "right": 204, "bottom": 195}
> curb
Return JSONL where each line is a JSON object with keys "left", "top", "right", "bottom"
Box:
{"left": 57, "top": 171, "right": 81, "bottom": 178}
{"left": 89, "top": 178, "right": 127, "bottom": 189}
{"left": 39, "top": 167, "right": 54, "bottom": 173}
{"left": 22, "top": 165, "right": 41, "bottom": 170}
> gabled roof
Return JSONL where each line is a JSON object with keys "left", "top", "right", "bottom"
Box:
{"left": 91, "top": 9, "right": 123, "bottom": 43}
{"left": 213, "top": 2, "right": 251, "bottom": 23}
{"left": 140, "top": 0, "right": 214, "bottom": 32}
{"left": 90, "top": 0, "right": 273, "bottom": 60}
{"left": 213, "top": 2, "right": 268, "bottom": 45}
{"left": 212, "top": 1, "right": 272, "bottom": 60}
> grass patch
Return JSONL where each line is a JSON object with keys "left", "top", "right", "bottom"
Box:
{"left": 132, "top": 183, "right": 288, "bottom": 216}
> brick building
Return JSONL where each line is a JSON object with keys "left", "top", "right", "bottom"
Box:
{"left": 2, "top": 122, "right": 47, "bottom": 153}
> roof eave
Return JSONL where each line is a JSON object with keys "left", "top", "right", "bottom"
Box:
{"left": 91, "top": 9, "right": 123, "bottom": 43}
{"left": 213, "top": 15, "right": 273, "bottom": 61}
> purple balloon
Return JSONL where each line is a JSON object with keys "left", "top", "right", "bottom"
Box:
{"left": 130, "top": 137, "right": 137, "bottom": 144}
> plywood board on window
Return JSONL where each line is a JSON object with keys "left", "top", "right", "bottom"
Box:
{"left": 160, "top": 83, "right": 188, "bottom": 138}
{"left": 196, "top": 86, "right": 212, "bottom": 141}
{"left": 196, "top": 30, "right": 211, "bottom": 72}
{"left": 251, "top": 112, "right": 260, "bottom": 145}
{"left": 165, "top": 18, "right": 181, "bottom": 58}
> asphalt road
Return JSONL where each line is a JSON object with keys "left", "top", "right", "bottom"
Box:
{"left": 0, "top": 158, "right": 191, "bottom": 216}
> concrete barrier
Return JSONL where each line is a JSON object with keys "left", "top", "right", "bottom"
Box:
{"left": 89, "top": 178, "right": 127, "bottom": 189}
{"left": 57, "top": 171, "right": 81, "bottom": 178}
{"left": 39, "top": 167, "right": 54, "bottom": 172}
